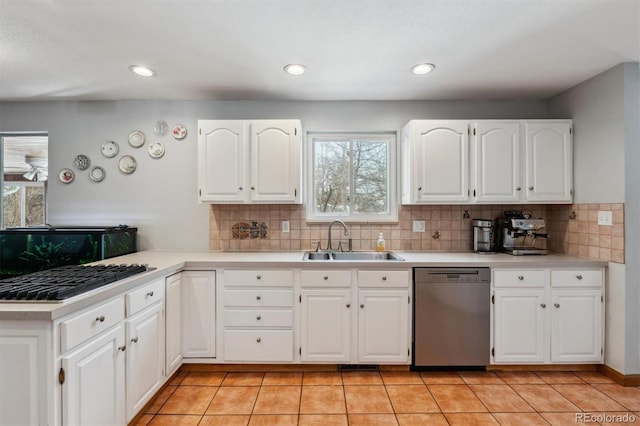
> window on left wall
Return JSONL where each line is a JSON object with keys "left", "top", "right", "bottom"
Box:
{"left": 1, "top": 133, "right": 48, "bottom": 229}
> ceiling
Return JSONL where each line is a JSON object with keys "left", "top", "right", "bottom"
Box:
{"left": 0, "top": 0, "right": 638, "bottom": 102}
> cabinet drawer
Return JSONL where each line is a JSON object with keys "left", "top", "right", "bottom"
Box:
{"left": 224, "top": 270, "right": 293, "bottom": 287}
{"left": 223, "top": 330, "right": 294, "bottom": 361}
{"left": 60, "top": 297, "right": 124, "bottom": 353}
{"left": 301, "top": 270, "right": 351, "bottom": 287}
{"left": 551, "top": 269, "right": 603, "bottom": 287}
{"left": 126, "top": 279, "right": 165, "bottom": 316}
{"left": 224, "top": 309, "right": 293, "bottom": 327}
{"left": 493, "top": 270, "right": 546, "bottom": 287}
{"left": 358, "top": 270, "right": 409, "bottom": 288}
{"left": 223, "top": 289, "right": 293, "bottom": 307}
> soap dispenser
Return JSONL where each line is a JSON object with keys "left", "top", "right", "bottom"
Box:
{"left": 376, "top": 232, "right": 386, "bottom": 252}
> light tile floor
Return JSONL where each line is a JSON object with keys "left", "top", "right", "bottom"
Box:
{"left": 132, "top": 370, "right": 640, "bottom": 425}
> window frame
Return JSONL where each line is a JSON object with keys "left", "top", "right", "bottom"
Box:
{"left": 306, "top": 131, "right": 398, "bottom": 223}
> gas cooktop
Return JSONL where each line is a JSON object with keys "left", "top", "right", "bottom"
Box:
{"left": 0, "top": 264, "right": 152, "bottom": 302}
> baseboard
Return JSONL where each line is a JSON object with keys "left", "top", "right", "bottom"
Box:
{"left": 597, "top": 364, "right": 640, "bottom": 387}
{"left": 179, "top": 363, "right": 340, "bottom": 372}
{"left": 486, "top": 364, "right": 597, "bottom": 372}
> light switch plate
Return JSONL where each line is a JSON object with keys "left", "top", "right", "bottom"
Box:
{"left": 413, "top": 220, "right": 426, "bottom": 233}
{"left": 597, "top": 211, "right": 612, "bottom": 226}
{"left": 281, "top": 221, "right": 290, "bottom": 232}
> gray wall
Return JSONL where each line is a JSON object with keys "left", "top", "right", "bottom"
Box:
{"left": 0, "top": 100, "right": 547, "bottom": 250}
{"left": 549, "top": 62, "right": 640, "bottom": 375}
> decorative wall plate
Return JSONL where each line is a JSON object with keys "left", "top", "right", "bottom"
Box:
{"left": 89, "top": 166, "right": 105, "bottom": 182}
{"left": 128, "top": 130, "right": 145, "bottom": 148}
{"left": 59, "top": 168, "right": 74, "bottom": 184}
{"left": 73, "top": 154, "right": 90, "bottom": 170}
{"left": 101, "top": 140, "right": 119, "bottom": 158}
{"left": 172, "top": 124, "right": 187, "bottom": 140}
{"left": 118, "top": 155, "right": 137, "bottom": 174}
{"left": 148, "top": 141, "right": 165, "bottom": 159}
{"left": 154, "top": 120, "right": 168, "bottom": 137}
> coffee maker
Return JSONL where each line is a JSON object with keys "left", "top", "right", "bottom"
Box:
{"left": 495, "top": 211, "right": 549, "bottom": 255}
{"left": 472, "top": 219, "right": 495, "bottom": 253}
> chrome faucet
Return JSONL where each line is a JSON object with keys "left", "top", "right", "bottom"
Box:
{"left": 327, "top": 220, "right": 349, "bottom": 252}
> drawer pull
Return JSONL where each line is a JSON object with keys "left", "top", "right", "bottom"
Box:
{"left": 256, "top": 275, "right": 262, "bottom": 280}
{"left": 256, "top": 295, "right": 261, "bottom": 301}
{"left": 360, "top": 304, "right": 365, "bottom": 308}
{"left": 146, "top": 291, "right": 154, "bottom": 297}
{"left": 118, "top": 345, "right": 126, "bottom": 352}
{"left": 540, "top": 303, "right": 547, "bottom": 308}
{"left": 576, "top": 275, "right": 583, "bottom": 280}
{"left": 96, "top": 316, "right": 106, "bottom": 323}
{"left": 256, "top": 315, "right": 262, "bottom": 320}
{"left": 518, "top": 276, "right": 524, "bottom": 281}
{"left": 382, "top": 276, "right": 387, "bottom": 281}
{"left": 131, "top": 337, "right": 139, "bottom": 343}
{"left": 256, "top": 338, "right": 261, "bottom": 343}
{"left": 529, "top": 186, "right": 534, "bottom": 191}
{"left": 554, "top": 303, "right": 560, "bottom": 308}
{"left": 346, "top": 303, "right": 351, "bottom": 308}
{"left": 324, "top": 276, "right": 329, "bottom": 280}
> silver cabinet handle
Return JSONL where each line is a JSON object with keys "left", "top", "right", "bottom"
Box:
{"left": 529, "top": 186, "right": 534, "bottom": 190}
{"left": 118, "top": 345, "right": 126, "bottom": 352}
{"left": 96, "top": 316, "right": 105, "bottom": 322}
{"left": 251, "top": 186, "right": 255, "bottom": 190}
{"left": 516, "top": 186, "right": 521, "bottom": 191}
{"left": 541, "top": 303, "right": 547, "bottom": 308}
{"left": 324, "top": 276, "right": 329, "bottom": 280}
{"left": 576, "top": 275, "right": 583, "bottom": 280}
{"left": 256, "top": 275, "right": 262, "bottom": 280}
{"left": 518, "top": 276, "right": 524, "bottom": 281}
{"left": 382, "top": 276, "right": 387, "bottom": 281}
{"left": 418, "top": 186, "right": 422, "bottom": 191}
{"left": 554, "top": 303, "right": 560, "bottom": 308}
{"left": 256, "top": 315, "right": 261, "bottom": 320}
{"left": 256, "top": 295, "right": 261, "bottom": 300}
{"left": 146, "top": 291, "right": 154, "bottom": 297}
{"left": 346, "top": 303, "right": 351, "bottom": 308}
{"left": 256, "top": 338, "right": 261, "bottom": 343}
{"left": 131, "top": 337, "right": 138, "bottom": 343}
{"left": 239, "top": 186, "right": 243, "bottom": 190}
{"left": 360, "top": 304, "right": 364, "bottom": 308}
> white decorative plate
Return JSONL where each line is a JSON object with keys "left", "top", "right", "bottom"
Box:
{"left": 148, "top": 141, "right": 165, "bottom": 159}
{"left": 118, "top": 155, "right": 137, "bottom": 174}
{"left": 59, "top": 168, "right": 74, "bottom": 184}
{"left": 154, "top": 120, "right": 168, "bottom": 137}
{"left": 101, "top": 140, "right": 119, "bottom": 158}
{"left": 128, "top": 130, "right": 145, "bottom": 148}
{"left": 172, "top": 124, "right": 187, "bottom": 140}
{"left": 89, "top": 166, "right": 106, "bottom": 182}
{"left": 73, "top": 154, "right": 90, "bottom": 170}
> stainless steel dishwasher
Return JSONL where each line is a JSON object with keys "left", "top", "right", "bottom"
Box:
{"left": 413, "top": 267, "right": 491, "bottom": 367}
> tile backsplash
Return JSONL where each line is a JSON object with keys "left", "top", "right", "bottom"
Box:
{"left": 209, "top": 203, "right": 625, "bottom": 264}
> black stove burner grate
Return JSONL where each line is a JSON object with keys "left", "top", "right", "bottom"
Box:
{"left": 0, "top": 264, "right": 149, "bottom": 301}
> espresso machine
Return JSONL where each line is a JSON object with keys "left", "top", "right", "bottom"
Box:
{"left": 495, "top": 211, "right": 549, "bottom": 255}
{"left": 472, "top": 219, "right": 496, "bottom": 253}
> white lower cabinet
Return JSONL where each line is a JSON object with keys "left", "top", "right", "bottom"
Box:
{"left": 492, "top": 268, "right": 604, "bottom": 364}
{"left": 182, "top": 271, "right": 216, "bottom": 358}
{"left": 358, "top": 290, "right": 409, "bottom": 363}
{"left": 125, "top": 302, "right": 165, "bottom": 422}
{"left": 61, "top": 323, "right": 126, "bottom": 426}
{"left": 300, "top": 289, "right": 351, "bottom": 362}
{"left": 165, "top": 273, "right": 183, "bottom": 376}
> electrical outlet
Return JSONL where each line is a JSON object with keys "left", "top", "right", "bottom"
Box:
{"left": 597, "top": 211, "right": 612, "bottom": 226}
{"left": 281, "top": 221, "right": 290, "bottom": 233}
{"left": 413, "top": 220, "right": 426, "bottom": 233}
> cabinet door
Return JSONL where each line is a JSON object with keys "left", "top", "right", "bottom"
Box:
{"left": 165, "top": 273, "right": 182, "bottom": 376}
{"left": 182, "top": 271, "right": 216, "bottom": 358}
{"left": 250, "top": 120, "right": 301, "bottom": 203}
{"left": 300, "top": 289, "right": 351, "bottom": 362}
{"left": 493, "top": 289, "right": 546, "bottom": 363}
{"left": 358, "top": 290, "right": 409, "bottom": 363}
{"left": 198, "top": 120, "right": 246, "bottom": 202}
{"left": 551, "top": 289, "right": 602, "bottom": 362}
{"left": 61, "top": 324, "right": 125, "bottom": 426}
{"left": 126, "top": 302, "right": 165, "bottom": 422}
{"left": 413, "top": 121, "right": 469, "bottom": 202}
{"left": 473, "top": 122, "right": 521, "bottom": 202}
{"left": 524, "top": 122, "right": 572, "bottom": 202}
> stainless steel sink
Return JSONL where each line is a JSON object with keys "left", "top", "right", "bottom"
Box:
{"left": 302, "top": 251, "right": 404, "bottom": 261}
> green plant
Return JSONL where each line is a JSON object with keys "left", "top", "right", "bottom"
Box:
{"left": 19, "top": 236, "right": 75, "bottom": 270}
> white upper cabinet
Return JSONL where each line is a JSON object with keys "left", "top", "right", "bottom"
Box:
{"left": 401, "top": 120, "right": 469, "bottom": 203}
{"left": 198, "top": 119, "right": 302, "bottom": 204}
{"left": 471, "top": 121, "right": 521, "bottom": 203}
{"left": 524, "top": 121, "right": 573, "bottom": 203}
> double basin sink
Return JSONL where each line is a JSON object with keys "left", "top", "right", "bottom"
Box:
{"left": 303, "top": 251, "right": 405, "bottom": 261}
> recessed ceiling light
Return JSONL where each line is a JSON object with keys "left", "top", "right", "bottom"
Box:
{"left": 284, "top": 64, "right": 306, "bottom": 75}
{"left": 410, "top": 63, "right": 436, "bottom": 75}
{"left": 129, "top": 65, "right": 157, "bottom": 77}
